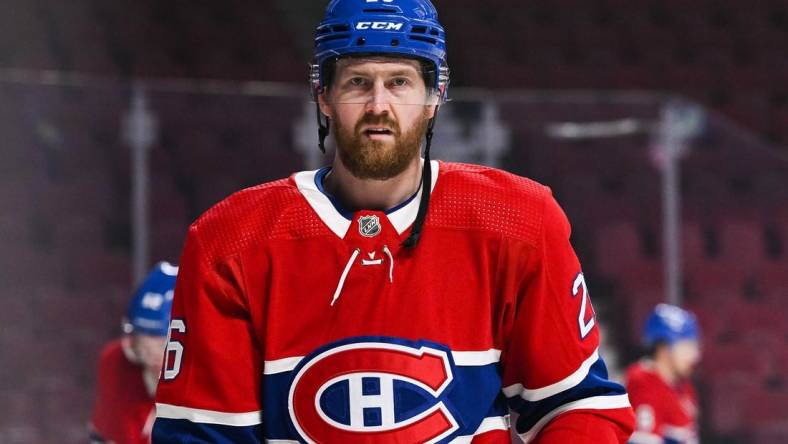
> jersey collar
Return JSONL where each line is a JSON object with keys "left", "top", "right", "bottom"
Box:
{"left": 294, "top": 160, "right": 439, "bottom": 239}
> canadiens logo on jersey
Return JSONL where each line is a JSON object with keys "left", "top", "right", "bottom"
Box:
{"left": 358, "top": 215, "right": 382, "bottom": 238}
{"left": 287, "top": 337, "right": 463, "bottom": 443}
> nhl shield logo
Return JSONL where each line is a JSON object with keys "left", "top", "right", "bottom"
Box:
{"left": 358, "top": 215, "right": 382, "bottom": 238}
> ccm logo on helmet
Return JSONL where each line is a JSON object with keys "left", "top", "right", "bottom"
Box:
{"left": 356, "top": 21, "right": 404, "bottom": 31}
{"left": 288, "top": 338, "right": 460, "bottom": 443}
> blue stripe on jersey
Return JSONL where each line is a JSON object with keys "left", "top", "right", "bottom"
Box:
{"left": 263, "top": 371, "right": 294, "bottom": 439}
{"left": 508, "top": 357, "right": 628, "bottom": 434}
{"left": 263, "top": 363, "right": 507, "bottom": 442}
{"left": 152, "top": 419, "right": 261, "bottom": 443}
{"left": 314, "top": 166, "right": 422, "bottom": 220}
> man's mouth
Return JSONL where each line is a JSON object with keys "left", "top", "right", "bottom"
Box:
{"left": 361, "top": 125, "right": 394, "bottom": 137}
{"left": 362, "top": 127, "right": 395, "bottom": 138}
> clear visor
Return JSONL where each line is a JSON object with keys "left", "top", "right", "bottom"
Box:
{"left": 311, "top": 57, "right": 449, "bottom": 106}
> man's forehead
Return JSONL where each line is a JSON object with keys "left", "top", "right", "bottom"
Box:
{"left": 335, "top": 57, "right": 423, "bottom": 73}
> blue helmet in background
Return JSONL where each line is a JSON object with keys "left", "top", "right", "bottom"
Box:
{"left": 123, "top": 262, "right": 178, "bottom": 337}
{"left": 311, "top": 0, "right": 450, "bottom": 101}
{"left": 642, "top": 303, "right": 700, "bottom": 348}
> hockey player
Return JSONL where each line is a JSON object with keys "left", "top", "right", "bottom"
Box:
{"left": 91, "top": 262, "right": 178, "bottom": 444}
{"left": 153, "top": 0, "right": 635, "bottom": 442}
{"left": 625, "top": 304, "right": 701, "bottom": 444}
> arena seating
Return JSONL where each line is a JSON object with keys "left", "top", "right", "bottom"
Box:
{"left": 0, "top": 1, "right": 786, "bottom": 442}
{"left": 1, "top": 0, "right": 787, "bottom": 142}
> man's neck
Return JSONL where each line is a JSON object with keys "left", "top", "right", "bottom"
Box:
{"left": 324, "top": 156, "right": 423, "bottom": 213}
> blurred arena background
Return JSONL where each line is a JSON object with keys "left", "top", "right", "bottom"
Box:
{"left": 0, "top": 0, "right": 786, "bottom": 442}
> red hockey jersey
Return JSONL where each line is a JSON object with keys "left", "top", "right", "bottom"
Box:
{"left": 91, "top": 339, "right": 156, "bottom": 444}
{"left": 625, "top": 361, "right": 698, "bottom": 444}
{"left": 153, "top": 161, "right": 634, "bottom": 443}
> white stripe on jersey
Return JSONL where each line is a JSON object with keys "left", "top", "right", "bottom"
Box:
{"left": 517, "top": 394, "right": 631, "bottom": 443}
{"left": 263, "top": 348, "right": 502, "bottom": 375}
{"left": 263, "top": 417, "right": 508, "bottom": 444}
{"left": 155, "top": 403, "right": 262, "bottom": 426}
{"left": 450, "top": 415, "right": 510, "bottom": 443}
{"left": 264, "top": 417, "right": 509, "bottom": 443}
{"left": 293, "top": 170, "right": 351, "bottom": 238}
{"left": 629, "top": 431, "right": 664, "bottom": 444}
{"left": 664, "top": 424, "right": 696, "bottom": 442}
{"left": 502, "top": 347, "right": 600, "bottom": 401}
{"left": 263, "top": 356, "right": 304, "bottom": 375}
{"left": 451, "top": 349, "right": 502, "bottom": 366}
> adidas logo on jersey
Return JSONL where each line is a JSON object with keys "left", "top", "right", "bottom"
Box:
{"left": 362, "top": 252, "right": 383, "bottom": 266}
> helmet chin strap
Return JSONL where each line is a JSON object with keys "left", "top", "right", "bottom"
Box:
{"left": 317, "top": 103, "right": 330, "bottom": 154}
{"left": 402, "top": 107, "right": 439, "bottom": 249}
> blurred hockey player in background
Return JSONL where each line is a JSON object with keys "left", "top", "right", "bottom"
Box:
{"left": 90, "top": 262, "right": 178, "bottom": 444}
{"left": 626, "top": 304, "right": 701, "bottom": 444}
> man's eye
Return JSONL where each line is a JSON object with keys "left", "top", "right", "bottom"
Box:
{"left": 349, "top": 77, "right": 366, "bottom": 86}
{"left": 391, "top": 78, "right": 410, "bottom": 87}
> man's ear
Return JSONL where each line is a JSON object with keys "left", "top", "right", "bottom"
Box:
{"left": 317, "top": 91, "right": 333, "bottom": 120}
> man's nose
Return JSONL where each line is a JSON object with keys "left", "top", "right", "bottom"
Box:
{"left": 365, "top": 80, "right": 391, "bottom": 115}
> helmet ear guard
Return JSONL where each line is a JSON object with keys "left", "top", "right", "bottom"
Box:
{"left": 436, "top": 64, "right": 450, "bottom": 103}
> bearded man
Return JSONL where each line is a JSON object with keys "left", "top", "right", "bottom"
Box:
{"left": 153, "top": 1, "right": 635, "bottom": 442}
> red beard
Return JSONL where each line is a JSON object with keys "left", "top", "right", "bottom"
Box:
{"left": 334, "top": 110, "right": 430, "bottom": 180}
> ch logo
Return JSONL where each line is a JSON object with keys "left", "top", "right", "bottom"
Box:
{"left": 288, "top": 338, "right": 460, "bottom": 443}
{"left": 358, "top": 215, "right": 382, "bottom": 238}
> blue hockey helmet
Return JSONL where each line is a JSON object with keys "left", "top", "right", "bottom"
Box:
{"left": 310, "top": 0, "right": 448, "bottom": 248}
{"left": 642, "top": 304, "right": 700, "bottom": 348}
{"left": 311, "top": 0, "right": 450, "bottom": 101}
{"left": 123, "top": 262, "right": 178, "bottom": 337}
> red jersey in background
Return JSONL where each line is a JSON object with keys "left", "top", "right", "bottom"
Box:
{"left": 625, "top": 361, "right": 698, "bottom": 444}
{"left": 91, "top": 339, "right": 156, "bottom": 444}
